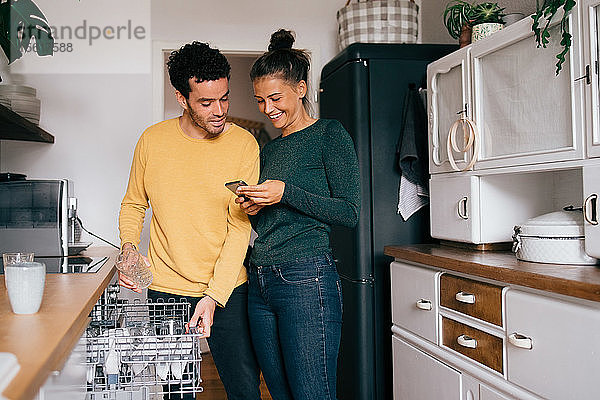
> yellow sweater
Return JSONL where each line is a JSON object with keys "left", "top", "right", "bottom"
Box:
{"left": 119, "top": 118, "right": 259, "bottom": 305}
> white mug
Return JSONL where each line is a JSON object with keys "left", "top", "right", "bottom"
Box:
{"left": 5, "top": 261, "right": 46, "bottom": 314}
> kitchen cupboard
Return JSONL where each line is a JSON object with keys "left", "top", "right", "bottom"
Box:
{"left": 426, "top": 5, "right": 600, "bottom": 248}
{"left": 35, "top": 334, "right": 87, "bottom": 400}
{"left": 505, "top": 289, "right": 600, "bottom": 400}
{"left": 582, "top": 0, "right": 600, "bottom": 158}
{"left": 469, "top": 18, "right": 585, "bottom": 170}
{"left": 583, "top": 165, "right": 600, "bottom": 257}
{"left": 427, "top": 16, "right": 584, "bottom": 174}
{"left": 429, "top": 169, "right": 583, "bottom": 244}
{"left": 390, "top": 261, "right": 439, "bottom": 343}
{"left": 428, "top": 47, "right": 472, "bottom": 174}
{"left": 480, "top": 385, "right": 512, "bottom": 400}
{"left": 389, "top": 252, "right": 600, "bottom": 400}
{"left": 392, "top": 335, "right": 461, "bottom": 400}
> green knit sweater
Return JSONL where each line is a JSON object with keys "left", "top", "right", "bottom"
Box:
{"left": 249, "top": 119, "right": 360, "bottom": 266}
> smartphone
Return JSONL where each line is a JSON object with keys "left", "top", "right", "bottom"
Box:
{"left": 225, "top": 180, "right": 249, "bottom": 201}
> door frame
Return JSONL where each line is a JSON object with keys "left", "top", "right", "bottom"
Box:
{"left": 152, "top": 40, "right": 321, "bottom": 124}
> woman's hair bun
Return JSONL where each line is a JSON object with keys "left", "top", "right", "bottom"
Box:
{"left": 268, "top": 29, "right": 295, "bottom": 52}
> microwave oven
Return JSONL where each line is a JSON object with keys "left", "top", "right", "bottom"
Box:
{"left": 0, "top": 179, "right": 77, "bottom": 268}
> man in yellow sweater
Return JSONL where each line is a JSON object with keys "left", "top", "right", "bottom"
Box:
{"left": 118, "top": 42, "right": 261, "bottom": 399}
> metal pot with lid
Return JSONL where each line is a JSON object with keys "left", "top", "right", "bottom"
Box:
{"left": 512, "top": 206, "right": 598, "bottom": 265}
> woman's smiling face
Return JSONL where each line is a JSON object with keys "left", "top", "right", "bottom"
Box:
{"left": 253, "top": 75, "right": 307, "bottom": 136}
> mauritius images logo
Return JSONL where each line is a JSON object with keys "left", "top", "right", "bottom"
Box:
{"left": 0, "top": 0, "right": 54, "bottom": 64}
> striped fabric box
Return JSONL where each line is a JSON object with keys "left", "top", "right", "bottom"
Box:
{"left": 337, "top": 0, "right": 419, "bottom": 50}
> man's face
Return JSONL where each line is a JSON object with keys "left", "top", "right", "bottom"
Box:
{"left": 179, "top": 77, "right": 230, "bottom": 137}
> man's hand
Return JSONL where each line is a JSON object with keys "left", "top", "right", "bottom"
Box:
{"left": 118, "top": 271, "right": 142, "bottom": 293}
{"left": 116, "top": 243, "right": 150, "bottom": 293}
{"left": 188, "top": 296, "right": 217, "bottom": 338}
{"left": 236, "top": 180, "right": 285, "bottom": 206}
{"left": 235, "top": 196, "right": 265, "bottom": 215}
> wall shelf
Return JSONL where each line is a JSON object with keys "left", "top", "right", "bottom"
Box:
{"left": 0, "top": 103, "right": 53, "bottom": 143}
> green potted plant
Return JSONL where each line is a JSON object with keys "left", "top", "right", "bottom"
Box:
{"left": 470, "top": 2, "right": 506, "bottom": 42}
{"left": 531, "top": 0, "right": 576, "bottom": 75}
{"left": 443, "top": 1, "right": 505, "bottom": 47}
{"left": 443, "top": 0, "right": 474, "bottom": 47}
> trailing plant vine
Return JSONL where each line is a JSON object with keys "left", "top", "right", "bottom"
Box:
{"left": 531, "top": 0, "right": 576, "bottom": 75}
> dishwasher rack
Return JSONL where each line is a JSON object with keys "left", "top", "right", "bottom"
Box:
{"left": 86, "top": 297, "right": 203, "bottom": 400}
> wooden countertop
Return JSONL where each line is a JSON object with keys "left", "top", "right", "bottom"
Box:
{"left": 0, "top": 247, "right": 118, "bottom": 400}
{"left": 384, "top": 244, "right": 600, "bottom": 303}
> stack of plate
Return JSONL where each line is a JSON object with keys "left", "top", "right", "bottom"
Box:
{"left": 0, "top": 84, "right": 40, "bottom": 125}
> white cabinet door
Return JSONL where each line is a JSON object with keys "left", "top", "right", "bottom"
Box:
{"left": 428, "top": 47, "right": 473, "bottom": 174}
{"left": 392, "top": 335, "right": 461, "bottom": 400}
{"left": 390, "top": 262, "right": 439, "bottom": 343}
{"left": 470, "top": 15, "right": 585, "bottom": 170}
{"left": 480, "top": 384, "right": 513, "bottom": 400}
{"left": 505, "top": 290, "right": 600, "bottom": 400}
{"left": 582, "top": 0, "right": 600, "bottom": 158}
{"left": 430, "top": 175, "right": 480, "bottom": 243}
{"left": 583, "top": 165, "right": 600, "bottom": 257}
{"left": 38, "top": 333, "right": 87, "bottom": 400}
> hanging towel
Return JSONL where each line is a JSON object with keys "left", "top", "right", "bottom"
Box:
{"left": 396, "top": 84, "right": 429, "bottom": 221}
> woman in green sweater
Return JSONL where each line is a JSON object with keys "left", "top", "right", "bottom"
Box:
{"left": 236, "top": 29, "right": 360, "bottom": 400}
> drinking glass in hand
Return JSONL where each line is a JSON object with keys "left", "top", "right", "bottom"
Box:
{"left": 115, "top": 248, "right": 153, "bottom": 290}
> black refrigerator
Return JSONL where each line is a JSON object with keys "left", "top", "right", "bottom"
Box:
{"left": 319, "top": 43, "right": 457, "bottom": 400}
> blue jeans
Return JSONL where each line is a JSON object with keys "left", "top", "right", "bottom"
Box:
{"left": 247, "top": 252, "right": 342, "bottom": 400}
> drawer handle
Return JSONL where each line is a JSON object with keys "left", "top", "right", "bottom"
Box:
{"left": 457, "top": 197, "right": 469, "bottom": 220}
{"left": 508, "top": 333, "right": 533, "bottom": 350}
{"left": 457, "top": 334, "right": 477, "bottom": 349}
{"left": 584, "top": 194, "right": 598, "bottom": 225}
{"left": 455, "top": 291, "right": 476, "bottom": 304}
{"left": 415, "top": 299, "right": 433, "bottom": 311}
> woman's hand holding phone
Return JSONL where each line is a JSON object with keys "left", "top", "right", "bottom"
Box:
{"left": 236, "top": 180, "right": 285, "bottom": 205}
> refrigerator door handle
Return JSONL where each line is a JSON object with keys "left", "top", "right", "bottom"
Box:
{"left": 339, "top": 272, "right": 375, "bottom": 286}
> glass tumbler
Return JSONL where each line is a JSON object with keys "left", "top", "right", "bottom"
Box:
{"left": 3, "top": 252, "right": 35, "bottom": 266}
{"left": 3, "top": 252, "right": 35, "bottom": 285}
{"left": 115, "top": 249, "right": 153, "bottom": 289}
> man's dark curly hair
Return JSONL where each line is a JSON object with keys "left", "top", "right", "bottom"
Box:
{"left": 167, "top": 41, "right": 231, "bottom": 99}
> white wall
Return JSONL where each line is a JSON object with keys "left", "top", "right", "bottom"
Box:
{"left": 0, "top": 0, "right": 346, "bottom": 251}
{"left": 0, "top": 0, "right": 539, "bottom": 250}
{"left": 0, "top": 74, "right": 152, "bottom": 248}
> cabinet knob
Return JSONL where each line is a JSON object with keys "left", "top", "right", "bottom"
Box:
{"left": 457, "top": 197, "right": 469, "bottom": 220}
{"left": 415, "top": 299, "right": 433, "bottom": 311}
{"left": 455, "top": 291, "right": 476, "bottom": 304}
{"left": 508, "top": 332, "right": 533, "bottom": 350}
{"left": 584, "top": 194, "right": 598, "bottom": 226}
{"left": 457, "top": 334, "right": 478, "bottom": 349}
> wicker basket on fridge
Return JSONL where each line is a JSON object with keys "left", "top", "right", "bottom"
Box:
{"left": 337, "top": 0, "right": 419, "bottom": 50}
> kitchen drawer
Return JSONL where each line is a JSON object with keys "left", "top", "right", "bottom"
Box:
{"left": 440, "top": 274, "right": 503, "bottom": 327}
{"left": 391, "top": 261, "right": 439, "bottom": 343}
{"left": 441, "top": 317, "right": 503, "bottom": 374}
{"left": 393, "top": 335, "right": 462, "bottom": 400}
{"left": 430, "top": 175, "right": 480, "bottom": 243}
{"left": 506, "top": 290, "right": 600, "bottom": 399}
